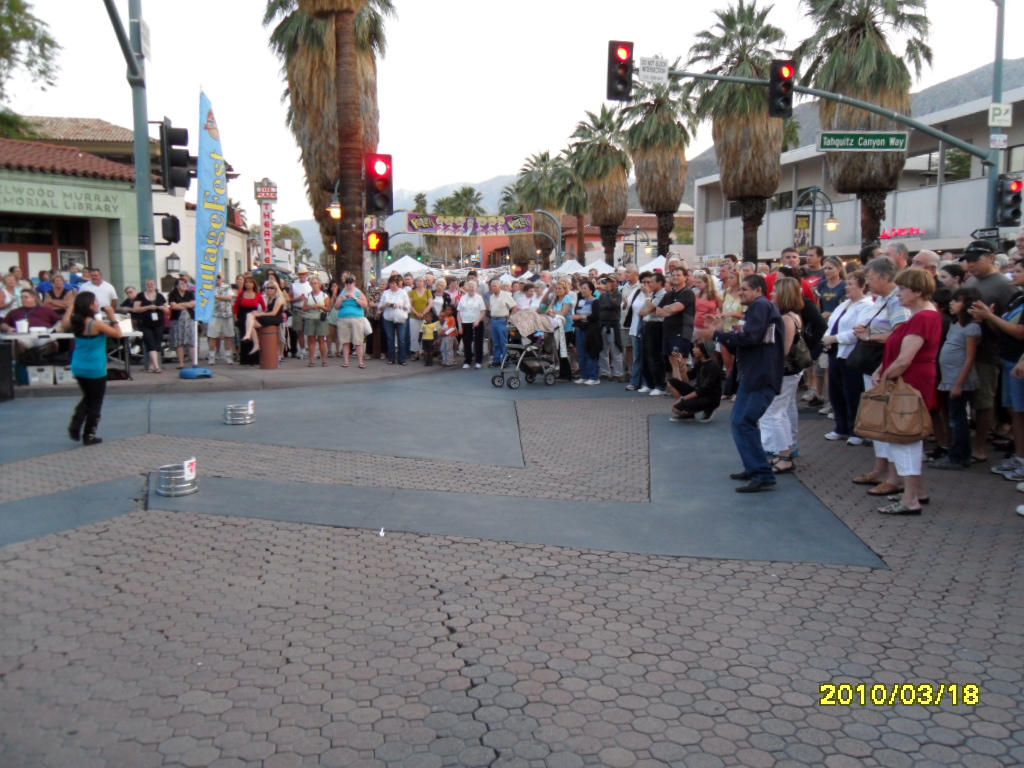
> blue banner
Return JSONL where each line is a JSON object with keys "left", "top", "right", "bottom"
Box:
{"left": 194, "top": 91, "right": 226, "bottom": 323}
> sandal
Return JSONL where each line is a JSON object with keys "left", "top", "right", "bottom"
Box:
{"left": 308, "top": 362, "right": 315, "bottom": 367}
{"left": 322, "top": 362, "right": 328, "bottom": 367}
{"left": 358, "top": 363, "right": 366, "bottom": 369}
{"left": 772, "top": 459, "right": 796, "bottom": 475}
{"left": 877, "top": 502, "right": 922, "bottom": 516}
{"left": 852, "top": 473, "right": 881, "bottom": 485}
{"left": 887, "top": 494, "right": 929, "bottom": 504}
{"left": 341, "top": 363, "right": 349, "bottom": 368}
{"left": 867, "top": 482, "right": 903, "bottom": 495}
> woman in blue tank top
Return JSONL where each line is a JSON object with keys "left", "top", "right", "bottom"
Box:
{"left": 62, "top": 291, "right": 123, "bottom": 445}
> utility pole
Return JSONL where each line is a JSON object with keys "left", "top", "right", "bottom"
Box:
{"left": 988, "top": 0, "right": 1006, "bottom": 228}
{"left": 102, "top": 0, "right": 157, "bottom": 284}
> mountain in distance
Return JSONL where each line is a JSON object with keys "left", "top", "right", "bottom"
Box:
{"left": 291, "top": 58, "right": 1024, "bottom": 248}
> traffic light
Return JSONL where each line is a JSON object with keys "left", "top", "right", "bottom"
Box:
{"left": 607, "top": 41, "right": 634, "bottom": 101}
{"left": 998, "top": 175, "right": 1023, "bottom": 227}
{"left": 768, "top": 59, "right": 796, "bottom": 119}
{"left": 159, "top": 118, "right": 191, "bottom": 192}
{"left": 161, "top": 215, "right": 181, "bottom": 244}
{"left": 366, "top": 230, "right": 389, "bottom": 252}
{"left": 364, "top": 153, "right": 393, "bottom": 216}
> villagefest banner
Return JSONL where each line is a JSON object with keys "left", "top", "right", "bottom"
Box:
{"left": 194, "top": 91, "right": 227, "bottom": 328}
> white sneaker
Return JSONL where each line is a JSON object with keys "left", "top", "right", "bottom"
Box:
{"left": 649, "top": 388, "right": 664, "bottom": 397}
{"left": 1017, "top": 505, "right": 1024, "bottom": 516}
{"left": 223, "top": 354, "right": 233, "bottom": 365}
{"left": 585, "top": 379, "right": 599, "bottom": 385}
{"left": 574, "top": 378, "right": 586, "bottom": 384}
{"left": 847, "top": 436, "right": 865, "bottom": 446}
{"left": 992, "top": 456, "right": 1023, "bottom": 476}
{"left": 462, "top": 363, "right": 470, "bottom": 369}
{"left": 475, "top": 363, "right": 481, "bottom": 369}
{"left": 625, "top": 384, "right": 636, "bottom": 391}
{"left": 819, "top": 405, "right": 833, "bottom": 416}
{"left": 824, "top": 431, "right": 847, "bottom": 441}
{"left": 638, "top": 386, "right": 651, "bottom": 393}
{"left": 1017, "top": 482, "right": 1024, "bottom": 493}
{"left": 207, "top": 354, "right": 216, "bottom": 364}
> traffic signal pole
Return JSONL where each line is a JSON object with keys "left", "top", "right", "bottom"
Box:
{"left": 670, "top": 67, "right": 1000, "bottom": 219}
{"left": 988, "top": 0, "right": 1006, "bottom": 228}
{"left": 102, "top": 0, "right": 157, "bottom": 284}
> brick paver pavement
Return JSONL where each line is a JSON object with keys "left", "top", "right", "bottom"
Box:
{"left": 0, "top": 384, "right": 1022, "bottom": 768}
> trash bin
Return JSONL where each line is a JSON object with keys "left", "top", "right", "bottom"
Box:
{"left": 258, "top": 326, "right": 279, "bottom": 369}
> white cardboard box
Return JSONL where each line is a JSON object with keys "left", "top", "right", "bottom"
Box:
{"left": 54, "top": 365, "right": 74, "bottom": 385}
{"left": 27, "top": 366, "right": 54, "bottom": 386}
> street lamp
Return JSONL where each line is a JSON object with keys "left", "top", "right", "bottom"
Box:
{"left": 165, "top": 253, "right": 181, "bottom": 273}
{"left": 794, "top": 186, "right": 838, "bottom": 246}
{"left": 619, "top": 225, "right": 651, "bottom": 266}
{"left": 326, "top": 180, "right": 341, "bottom": 220}
{"left": 825, "top": 216, "right": 839, "bottom": 232}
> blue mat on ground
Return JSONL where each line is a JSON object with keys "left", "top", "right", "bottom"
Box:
{"left": 0, "top": 476, "right": 144, "bottom": 548}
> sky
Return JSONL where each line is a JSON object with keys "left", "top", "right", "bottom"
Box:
{"left": 8, "top": 0, "right": 1024, "bottom": 228}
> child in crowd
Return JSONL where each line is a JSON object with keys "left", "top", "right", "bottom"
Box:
{"left": 420, "top": 309, "right": 439, "bottom": 367}
{"left": 930, "top": 287, "right": 982, "bottom": 470}
{"left": 440, "top": 305, "right": 458, "bottom": 366}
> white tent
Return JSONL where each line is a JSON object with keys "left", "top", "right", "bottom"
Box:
{"left": 638, "top": 255, "right": 666, "bottom": 272}
{"left": 379, "top": 255, "right": 431, "bottom": 278}
{"left": 519, "top": 270, "right": 534, "bottom": 281}
{"left": 553, "top": 259, "right": 585, "bottom": 276}
{"left": 583, "top": 258, "right": 614, "bottom": 274}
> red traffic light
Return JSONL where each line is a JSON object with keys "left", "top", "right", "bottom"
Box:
{"left": 370, "top": 157, "right": 390, "bottom": 178}
{"left": 1010, "top": 180, "right": 1024, "bottom": 194}
{"left": 615, "top": 44, "right": 631, "bottom": 62}
{"left": 779, "top": 63, "right": 795, "bottom": 80}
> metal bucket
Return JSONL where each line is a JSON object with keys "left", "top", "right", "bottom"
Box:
{"left": 156, "top": 460, "right": 198, "bottom": 497}
{"left": 224, "top": 400, "right": 256, "bottom": 425}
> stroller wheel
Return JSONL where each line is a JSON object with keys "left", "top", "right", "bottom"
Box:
{"left": 543, "top": 372, "right": 556, "bottom": 386}
{"left": 491, "top": 374, "right": 504, "bottom": 388}
{"left": 507, "top": 376, "right": 521, "bottom": 390}
{"left": 525, "top": 373, "right": 536, "bottom": 384}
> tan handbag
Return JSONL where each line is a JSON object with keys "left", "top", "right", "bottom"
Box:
{"left": 854, "top": 377, "right": 932, "bottom": 444}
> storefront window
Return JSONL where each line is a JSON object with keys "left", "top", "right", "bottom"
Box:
{"left": 0, "top": 215, "right": 53, "bottom": 245}
{"left": 56, "top": 218, "right": 88, "bottom": 247}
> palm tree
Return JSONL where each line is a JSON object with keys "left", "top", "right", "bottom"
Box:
{"left": 412, "top": 192, "right": 428, "bottom": 213}
{"left": 265, "top": 0, "right": 394, "bottom": 277}
{"left": 499, "top": 180, "right": 536, "bottom": 270}
{"left": 556, "top": 150, "right": 588, "bottom": 263}
{"left": 622, "top": 61, "right": 695, "bottom": 258}
{"left": 795, "top": 0, "right": 931, "bottom": 246}
{"left": 569, "top": 105, "right": 630, "bottom": 267}
{"left": 517, "top": 151, "right": 567, "bottom": 270}
{"left": 688, "top": 0, "right": 786, "bottom": 262}
{"left": 781, "top": 117, "right": 801, "bottom": 152}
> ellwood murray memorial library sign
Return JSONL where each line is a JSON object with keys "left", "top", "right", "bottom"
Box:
{"left": 0, "top": 181, "right": 125, "bottom": 215}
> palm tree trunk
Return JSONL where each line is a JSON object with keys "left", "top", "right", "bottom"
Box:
{"left": 739, "top": 198, "right": 767, "bottom": 263}
{"left": 859, "top": 191, "right": 887, "bottom": 247}
{"left": 575, "top": 216, "right": 586, "bottom": 262}
{"left": 600, "top": 225, "right": 617, "bottom": 266}
{"left": 335, "top": 10, "right": 364, "bottom": 281}
{"left": 656, "top": 212, "right": 674, "bottom": 257}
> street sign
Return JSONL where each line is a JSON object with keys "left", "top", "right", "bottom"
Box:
{"left": 991, "top": 133, "right": 1009, "bottom": 150}
{"left": 971, "top": 227, "right": 1000, "bottom": 240}
{"left": 140, "top": 19, "right": 151, "bottom": 61}
{"left": 989, "top": 103, "right": 1012, "bottom": 128}
{"left": 818, "top": 132, "right": 909, "bottom": 152}
{"left": 638, "top": 57, "right": 669, "bottom": 85}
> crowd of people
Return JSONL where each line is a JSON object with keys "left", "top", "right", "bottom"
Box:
{"left": 8, "top": 229, "right": 1024, "bottom": 511}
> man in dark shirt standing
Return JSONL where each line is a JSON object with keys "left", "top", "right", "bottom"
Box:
{"left": 656, "top": 266, "right": 695, "bottom": 365}
{"left": 963, "top": 240, "right": 1020, "bottom": 463}
{"left": 697, "top": 274, "right": 785, "bottom": 492}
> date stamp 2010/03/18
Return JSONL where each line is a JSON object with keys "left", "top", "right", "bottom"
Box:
{"left": 820, "top": 683, "right": 980, "bottom": 707}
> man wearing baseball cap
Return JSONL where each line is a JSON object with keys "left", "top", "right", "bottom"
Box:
{"left": 962, "top": 240, "right": 1019, "bottom": 464}
{"left": 291, "top": 265, "right": 313, "bottom": 359}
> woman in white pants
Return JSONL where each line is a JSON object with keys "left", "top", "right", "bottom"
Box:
{"left": 760, "top": 277, "right": 806, "bottom": 474}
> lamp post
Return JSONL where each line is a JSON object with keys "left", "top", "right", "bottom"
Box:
{"left": 619, "top": 225, "right": 651, "bottom": 266}
{"left": 794, "top": 186, "right": 839, "bottom": 249}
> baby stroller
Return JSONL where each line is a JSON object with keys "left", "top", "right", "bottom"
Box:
{"left": 491, "top": 317, "right": 559, "bottom": 389}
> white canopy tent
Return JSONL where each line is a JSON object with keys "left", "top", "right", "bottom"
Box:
{"left": 379, "top": 255, "right": 431, "bottom": 278}
{"left": 583, "top": 258, "right": 615, "bottom": 274}
{"left": 638, "top": 255, "right": 666, "bottom": 272}
{"left": 552, "top": 259, "right": 586, "bottom": 276}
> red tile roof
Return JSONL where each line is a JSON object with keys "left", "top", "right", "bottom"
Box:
{"left": 28, "top": 116, "right": 137, "bottom": 144}
{"left": 0, "top": 138, "right": 136, "bottom": 182}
